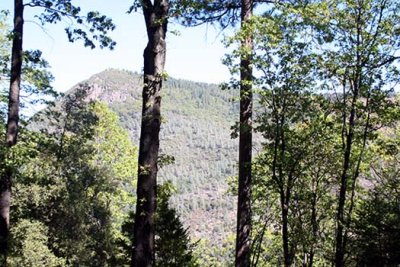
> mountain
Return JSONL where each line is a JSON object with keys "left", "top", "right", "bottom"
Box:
{"left": 66, "top": 69, "right": 240, "bottom": 244}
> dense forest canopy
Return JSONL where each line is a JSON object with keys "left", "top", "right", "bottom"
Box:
{"left": 0, "top": 0, "right": 399, "bottom": 266}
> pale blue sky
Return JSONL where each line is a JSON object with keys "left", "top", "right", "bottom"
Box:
{"left": 2, "top": 0, "right": 232, "bottom": 92}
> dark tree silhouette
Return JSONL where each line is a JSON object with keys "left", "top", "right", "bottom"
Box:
{"left": 131, "top": 1, "right": 169, "bottom": 266}
{"left": 0, "top": 0, "right": 115, "bottom": 262}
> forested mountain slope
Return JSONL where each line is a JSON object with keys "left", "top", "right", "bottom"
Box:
{"left": 66, "top": 68, "right": 239, "bottom": 244}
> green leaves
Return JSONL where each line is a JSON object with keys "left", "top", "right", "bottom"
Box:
{"left": 247, "top": 0, "right": 400, "bottom": 265}
{"left": 8, "top": 87, "right": 138, "bottom": 266}
{"left": 350, "top": 126, "right": 400, "bottom": 265}
{"left": 9, "top": 220, "right": 66, "bottom": 267}
{"left": 29, "top": 0, "right": 116, "bottom": 49}
{"left": 1, "top": 12, "right": 59, "bottom": 117}
{"left": 155, "top": 182, "right": 199, "bottom": 267}
{"left": 21, "top": 50, "right": 58, "bottom": 106}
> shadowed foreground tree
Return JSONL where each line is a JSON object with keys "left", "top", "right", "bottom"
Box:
{"left": 1, "top": 4, "right": 24, "bottom": 258}
{"left": 0, "top": 0, "right": 115, "bottom": 262}
{"left": 129, "top": 2, "right": 280, "bottom": 265}
{"left": 130, "top": 1, "right": 169, "bottom": 266}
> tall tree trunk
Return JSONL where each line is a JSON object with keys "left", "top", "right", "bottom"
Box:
{"left": 131, "top": 1, "right": 168, "bottom": 267}
{"left": 335, "top": 8, "right": 366, "bottom": 265}
{"left": 308, "top": 189, "right": 318, "bottom": 267}
{"left": 335, "top": 87, "right": 358, "bottom": 267}
{"left": 281, "top": 196, "right": 291, "bottom": 267}
{"left": 0, "top": 0, "right": 24, "bottom": 262}
{"left": 235, "top": 0, "right": 253, "bottom": 266}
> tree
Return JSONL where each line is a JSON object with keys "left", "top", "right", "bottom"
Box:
{"left": 179, "top": 1, "right": 257, "bottom": 264}
{"left": 235, "top": 1, "right": 254, "bottom": 266}
{"left": 1, "top": 10, "right": 57, "bottom": 264}
{"left": 9, "top": 87, "right": 137, "bottom": 266}
{"left": 348, "top": 123, "right": 400, "bottom": 266}
{"left": 130, "top": 2, "right": 279, "bottom": 265}
{"left": 1, "top": 11, "right": 56, "bottom": 116}
{"left": 122, "top": 181, "right": 199, "bottom": 267}
{"left": 0, "top": 10, "right": 10, "bottom": 87}
{"left": 180, "top": 2, "right": 321, "bottom": 264}
{"left": 8, "top": 220, "right": 66, "bottom": 267}
{"left": 1, "top": 4, "right": 24, "bottom": 257}
{"left": 1, "top": 0, "right": 116, "bottom": 260}
{"left": 155, "top": 182, "right": 199, "bottom": 267}
{"left": 351, "top": 183, "right": 400, "bottom": 266}
{"left": 130, "top": 1, "right": 169, "bottom": 266}
{"left": 250, "top": 12, "right": 331, "bottom": 265}
{"left": 310, "top": 1, "right": 400, "bottom": 265}
{"left": 252, "top": 109, "right": 338, "bottom": 267}
{"left": 1, "top": 10, "right": 11, "bottom": 128}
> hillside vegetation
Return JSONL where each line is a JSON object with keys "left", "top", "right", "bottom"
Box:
{"left": 69, "top": 68, "right": 240, "bottom": 244}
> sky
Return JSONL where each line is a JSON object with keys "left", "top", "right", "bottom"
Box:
{"left": 2, "top": 0, "right": 232, "bottom": 93}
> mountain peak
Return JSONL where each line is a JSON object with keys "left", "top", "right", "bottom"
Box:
{"left": 62, "top": 69, "right": 239, "bottom": 244}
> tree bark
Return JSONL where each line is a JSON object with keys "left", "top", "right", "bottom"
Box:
{"left": 235, "top": 1, "right": 253, "bottom": 266}
{"left": 0, "top": 0, "right": 24, "bottom": 261}
{"left": 335, "top": 83, "right": 359, "bottom": 267}
{"left": 281, "top": 194, "right": 291, "bottom": 267}
{"left": 335, "top": 12, "right": 362, "bottom": 264}
{"left": 131, "top": 1, "right": 168, "bottom": 267}
{"left": 308, "top": 189, "right": 318, "bottom": 267}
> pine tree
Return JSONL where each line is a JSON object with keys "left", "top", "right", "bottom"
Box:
{"left": 155, "top": 182, "right": 198, "bottom": 267}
